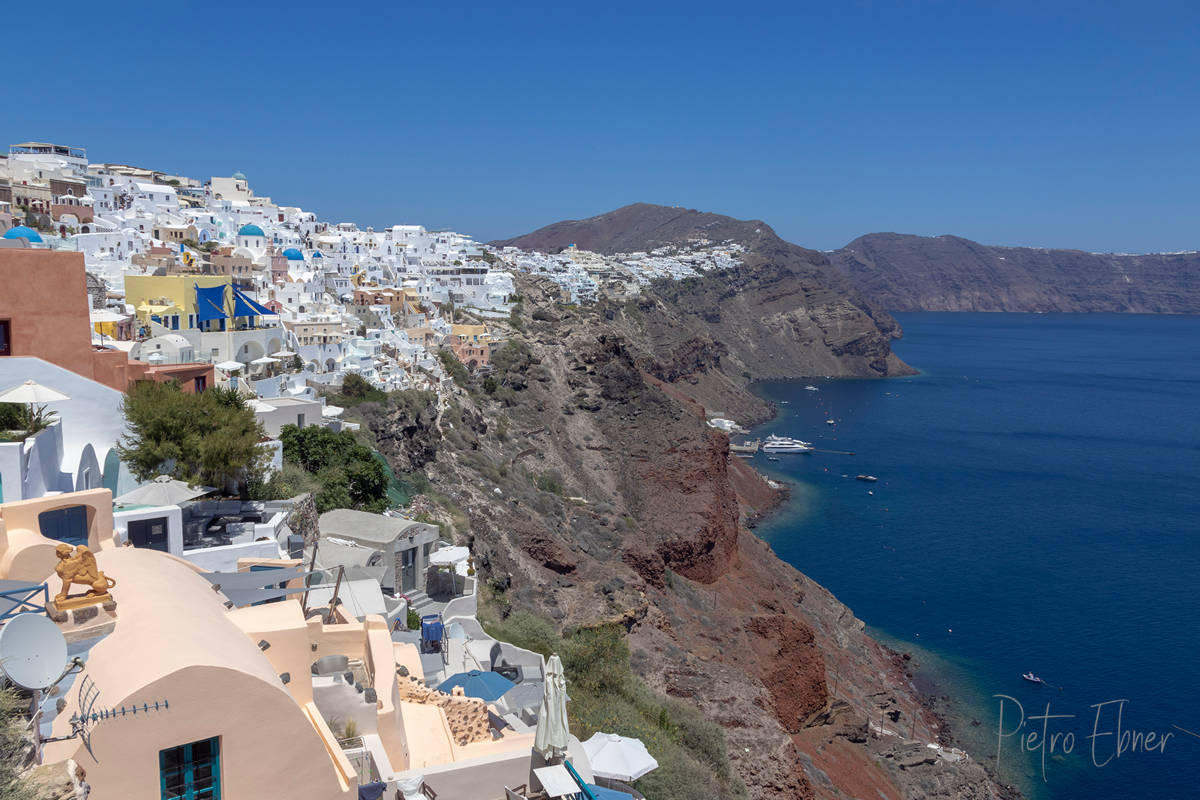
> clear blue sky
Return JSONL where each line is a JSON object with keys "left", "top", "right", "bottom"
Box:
{"left": 7, "top": 1, "right": 1198, "bottom": 252}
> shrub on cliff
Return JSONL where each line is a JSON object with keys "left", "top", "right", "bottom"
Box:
{"left": 0, "top": 688, "right": 53, "bottom": 800}
{"left": 438, "top": 348, "right": 470, "bottom": 387}
{"left": 490, "top": 339, "right": 533, "bottom": 377}
{"left": 278, "top": 425, "right": 389, "bottom": 513}
{"left": 328, "top": 373, "right": 387, "bottom": 406}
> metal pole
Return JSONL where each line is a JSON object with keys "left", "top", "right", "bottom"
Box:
{"left": 325, "top": 565, "right": 344, "bottom": 624}
{"left": 301, "top": 538, "right": 319, "bottom": 614}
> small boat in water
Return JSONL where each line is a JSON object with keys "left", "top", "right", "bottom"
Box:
{"left": 766, "top": 456, "right": 780, "bottom": 461}
{"left": 826, "top": 419, "right": 836, "bottom": 425}
{"left": 1023, "top": 672, "right": 1045, "bottom": 685}
{"left": 804, "top": 385, "right": 819, "bottom": 391}
{"left": 856, "top": 475, "right": 877, "bottom": 482}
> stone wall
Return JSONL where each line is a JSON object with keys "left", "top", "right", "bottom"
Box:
{"left": 395, "top": 675, "right": 491, "bottom": 746}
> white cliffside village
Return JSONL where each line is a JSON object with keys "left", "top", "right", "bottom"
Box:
{"left": 1, "top": 142, "right": 515, "bottom": 397}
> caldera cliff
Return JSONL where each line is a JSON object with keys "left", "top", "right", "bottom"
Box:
{"left": 359, "top": 205, "right": 1012, "bottom": 799}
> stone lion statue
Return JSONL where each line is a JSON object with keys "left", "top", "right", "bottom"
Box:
{"left": 53, "top": 544, "right": 116, "bottom": 604}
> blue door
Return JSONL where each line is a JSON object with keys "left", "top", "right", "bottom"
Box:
{"left": 38, "top": 506, "right": 88, "bottom": 546}
{"left": 159, "top": 737, "right": 220, "bottom": 800}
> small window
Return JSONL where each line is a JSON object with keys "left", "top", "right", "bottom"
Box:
{"left": 0, "top": 320, "right": 11, "bottom": 356}
{"left": 159, "top": 737, "right": 220, "bottom": 800}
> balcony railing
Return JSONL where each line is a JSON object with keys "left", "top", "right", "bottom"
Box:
{"left": 0, "top": 581, "right": 50, "bottom": 622}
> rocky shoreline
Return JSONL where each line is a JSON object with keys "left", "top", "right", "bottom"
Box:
{"left": 742, "top": 393, "right": 1024, "bottom": 798}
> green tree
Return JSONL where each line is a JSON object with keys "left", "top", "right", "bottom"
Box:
{"left": 118, "top": 381, "right": 271, "bottom": 494}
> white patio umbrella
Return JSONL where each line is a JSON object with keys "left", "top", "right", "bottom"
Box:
{"left": 251, "top": 356, "right": 280, "bottom": 365}
{"left": 582, "top": 732, "right": 659, "bottom": 782}
{"left": 0, "top": 380, "right": 71, "bottom": 404}
{"left": 89, "top": 309, "right": 127, "bottom": 323}
{"left": 271, "top": 350, "right": 296, "bottom": 358}
{"left": 113, "top": 475, "right": 217, "bottom": 506}
{"left": 0, "top": 380, "right": 71, "bottom": 426}
{"left": 90, "top": 308, "right": 129, "bottom": 346}
{"left": 428, "top": 545, "right": 470, "bottom": 566}
{"left": 535, "top": 654, "right": 570, "bottom": 762}
{"left": 215, "top": 360, "right": 245, "bottom": 371}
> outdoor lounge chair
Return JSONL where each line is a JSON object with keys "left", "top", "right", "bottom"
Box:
{"left": 503, "top": 785, "right": 528, "bottom": 800}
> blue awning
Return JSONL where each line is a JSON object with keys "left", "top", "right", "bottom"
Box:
{"left": 195, "top": 284, "right": 228, "bottom": 322}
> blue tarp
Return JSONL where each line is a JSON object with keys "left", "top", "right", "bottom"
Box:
{"left": 231, "top": 285, "right": 274, "bottom": 317}
{"left": 437, "top": 669, "right": 515, "bottom": 702}
{"left": 586, "top": 785, "right": 634, "bottom": 800}
{"left": 195, "top": 284, "right": 228, "bottom": 321}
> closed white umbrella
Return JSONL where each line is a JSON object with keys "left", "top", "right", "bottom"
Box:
{"left": 582, "top": 732, "right": 659, "bottom": 782}
{"left": 535, "top": 654, "right": 570, "bottom": 762}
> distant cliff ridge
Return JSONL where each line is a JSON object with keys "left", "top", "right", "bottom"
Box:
{"left": 496, "top": 203, "right": 915, "bottom": 381}
{"left": 829, "top": 232, "right": 1200, "bottom": 313}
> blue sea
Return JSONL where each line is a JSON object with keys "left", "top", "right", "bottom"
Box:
{"left": 751, "top": 313, "right": 1200, "bottom": 800}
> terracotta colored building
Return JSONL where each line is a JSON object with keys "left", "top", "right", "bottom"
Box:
{"left": 0, "top": 249, "right": 212, "bottom": 392}
{"left": 448, "top": 324, "right": 492, "bottom": 370}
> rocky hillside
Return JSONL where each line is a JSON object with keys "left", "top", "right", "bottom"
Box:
{"left": 829, "top": 232, "right": 1200, "bottom": 312}
{"left": 495, "top": 203, "right": 915, "bottom": 382}
{"left": 361, "top": 274, "right": 1013, "bottom": 800}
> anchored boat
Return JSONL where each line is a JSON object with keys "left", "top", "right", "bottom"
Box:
{"left": 762, "top": 435, "right": 813, "bottom": 453}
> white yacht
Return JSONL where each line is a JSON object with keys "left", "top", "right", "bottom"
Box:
{"left": 762, "top": 434, "right": 813, "bottom": 453}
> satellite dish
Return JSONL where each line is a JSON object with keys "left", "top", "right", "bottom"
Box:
{"left": 0, "top": 613, "right": 68, "bottom": 690}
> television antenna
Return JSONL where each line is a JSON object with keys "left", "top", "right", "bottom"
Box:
{"left": 0, "top": 612, "right": 68, "bottom": 690}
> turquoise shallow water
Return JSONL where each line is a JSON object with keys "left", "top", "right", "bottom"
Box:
{"left": 752, "top": 313, "right": 1200, "bottom": 800}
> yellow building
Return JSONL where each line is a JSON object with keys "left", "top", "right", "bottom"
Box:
{"left": 449, "top": 324, "right": 489, "bottom": 344}
{"left": 125, "top": 275, "right": 274, "bottom": 334}
{"left": 125, "top": 275, "right": 229, "bottom": 330}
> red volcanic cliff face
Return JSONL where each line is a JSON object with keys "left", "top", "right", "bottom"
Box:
{"left": 378, "top": 277, "right": 1006, "bottom": 800}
